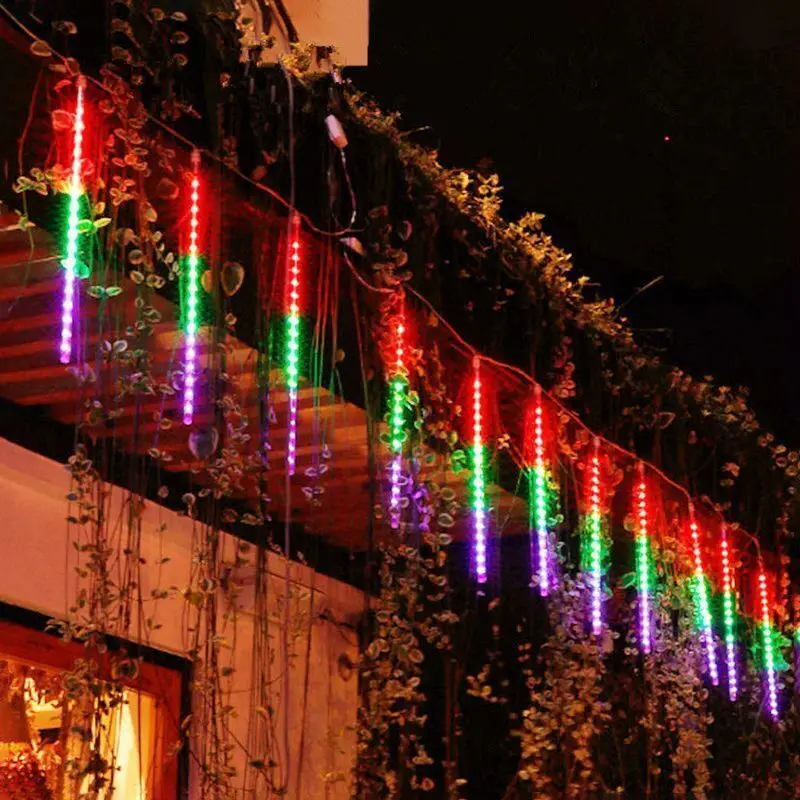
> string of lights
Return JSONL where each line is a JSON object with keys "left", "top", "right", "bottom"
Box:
{"left": 9, "top": 2, "right": 775, "bottom": 606}
{"left": 530, "top": 386, "right": 550, "bottom": 596}
{"left": 58, "top": 76, "right": 86, "bottom": 365}
{"left": 285, "top": 213, "right": 302, "bottom": 476}
{"left": 182, "top": 150, "right": 201, "bottom": 425}
{"left": 587, "top": 438, "right": 604, "bottom": 636}
{"left": 31, "top": 31, "right": 785, "bottom": 692}
{"left": 758, "top": 568, "right": 780, "bottom": 720}
{"left": 689, "top": 506, "right": 719, "bottom": 686}
{"left": 635, "top": 463, "right": 653, "bottom": 654}
{"left": 720, "top": 525, "right": 739, "bottom": 701}
{"left": 397, "top": 281, "right": 767, "bottom": 568}
{"left": 472, "top": 357, "right": 488, "bottom": 584}
{"left": 388, "top": 299, "right": 407, "bottom": 529}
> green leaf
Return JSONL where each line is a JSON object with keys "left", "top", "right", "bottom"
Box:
{"left": 620, "top": 571, "right": 637, "bottom": 590}
{"left": 75, "top": 260, "right": 91, "bottom": 279}
{"left": 145, "top": 273, "right": 166, "bottom": 289}
{"left": 93, "top": 217, "right": 112, "bottom": 229}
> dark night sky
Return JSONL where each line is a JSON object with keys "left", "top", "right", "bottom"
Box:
{"left": 355, "top": 1, "right": 800, "bottom": 443}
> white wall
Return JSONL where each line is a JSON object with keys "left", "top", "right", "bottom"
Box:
{"left": 0, "top": 437, "right": 362, "bottom": 798}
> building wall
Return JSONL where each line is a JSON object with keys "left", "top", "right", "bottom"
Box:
{"left": 0, "top": 437, "right": 362, "bottom": 798}
{"left": 286, "top": 0, "right": 369, "bottom": 65}
{"left": 239, "top": 0, "right": 369, "bottom": 66}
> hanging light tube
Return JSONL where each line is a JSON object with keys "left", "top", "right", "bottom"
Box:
{"left": 472, "top": 357, "right": 488, "bottom": 584}
{"left": 588, "top": 437, "right": 603, "bottom": 636}
{"left": 719, "top": 525, "right": 739, "bottom": 701}
{"left": 59, "top": 76, "right": 87, "bottom": 365}
{"left": 285, "top": 212, "right": 302, "bottom": 476}
{"left": 758, "top": 567, "right": 780, "bottom": 720}
{"left": 689, "top": 505, "right": 719, "bottom": 685}
{"left": 388, "top": 299, "right": 406, "bottom": 528}
{"left": 635, "top": 463, "right": 652, "bottom": 654}
{"left": 530, "top": 386, "right": 550, "bottom": 596}
{"left": 183, "top": 150, "right": 201, "bottom": 425}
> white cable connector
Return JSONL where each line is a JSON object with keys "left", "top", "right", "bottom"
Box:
{"left": 325, "top": 114, "right": 348, "bottom": 149}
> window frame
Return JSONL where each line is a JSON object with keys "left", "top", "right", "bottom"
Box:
{"left": 0, "top": 610, "right": 185, "bottom": 799}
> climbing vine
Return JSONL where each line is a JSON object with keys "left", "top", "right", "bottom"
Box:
{"left": 3, "top": 3, "right": 800, "bottom": 799}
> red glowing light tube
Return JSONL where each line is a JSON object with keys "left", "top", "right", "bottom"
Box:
{"left": 688, "top": 505, "right": 719, "bottom": 686}
{"left": 719, "top": 525, "right": 738, "bottom": 701}
{"left": 388, "top": 299, "right": 406, "bottom": 529}
{"left": 530, "top": 386, "right": 550, "bottom": 596}
{"left": 183, "top": 150, "right": 201, "bottom": 425}
{"left": 471, "top": 357, "right": 488, "bottom": 584}
{"left": 635, "top": 463, "right": 653, "bottom": 654}
{"left": 587, "top": 438, "right": 603, "bottom": 635}
{"left": 285, "top": 213, "right": 302, "bottom": 476}
{"left": 59, "top": 76, "right": 87, "bottom": 365}
{"left": 758, "top": 567, "right": 779, "bottom": 720}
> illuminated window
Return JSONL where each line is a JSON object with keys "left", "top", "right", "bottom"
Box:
{"left": 0, "top": 615, "right": 183, "bottom": 799}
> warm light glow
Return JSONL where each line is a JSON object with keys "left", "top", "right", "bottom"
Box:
{"left": 285, "top": 213, "right": 302, "bottom": 475}
{"left": 388, "top": 303, "right": 407, "bottom": 529}
{"left": 586, "top": 437, "right": 604, "bottom": 636}
{"left": 530, "top": 386, "right": 550, "bottom": 596}
{"left": 74, "top": 688, "right": 153, "bottom": 799}
{"left": 112, "top": 695, "right": 147, "bottom": 799}
{"left": 758, "top": 568, "right": 780, "bottom": 720}
{"left": 183, "top": 150, "right": 201, "bottom": 425}
{"left": 720, "top": 525, "right": 738, "bottom": 701}
{"left": 59, "top": 76, "right": 87, "bottom": 365}
{"left": 472, "top": 357, "right": 487, "bottom": 584}
{"left": 635, "top": 464, "right": 652, "bottom": 654}
{"left": 689, "top": 506, "right": 719, "bottom": 685}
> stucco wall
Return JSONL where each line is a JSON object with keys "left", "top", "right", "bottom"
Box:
{"left": 0, "top": 437, "right": 362, "bottom": 798}
{"left": 238, "top": 0, "right": 369, "bottom": 66}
